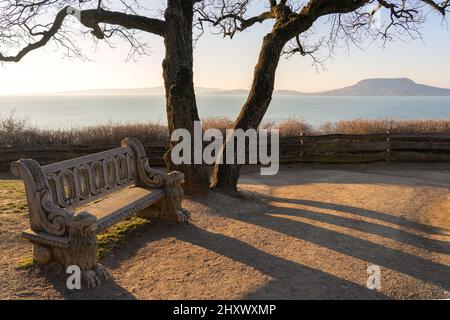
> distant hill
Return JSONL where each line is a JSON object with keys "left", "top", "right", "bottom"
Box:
{"left": 212, "top": 79, "right": 450, "bottom": 96}
{"left": 52, "top": 78, "right": 450, "bottom": 97}
{"left": 315, "top": 78, "right": 450, "bottom": 96}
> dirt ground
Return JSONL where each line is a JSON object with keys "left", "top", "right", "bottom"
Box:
{"left": 0, "top": 163, "right": 449, "bottom": 300}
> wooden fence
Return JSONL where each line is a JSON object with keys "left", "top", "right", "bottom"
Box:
{"left": 2, "top": 133, "right": 450, "bottom": 171}
{"left": 0, "top": 143, "right": 167, "bottom": 171}
{"left": 278, "top": 133, "right": 450, "bottom": 163}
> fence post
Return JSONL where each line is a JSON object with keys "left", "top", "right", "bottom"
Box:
{"left": 386, "top": 130, "right": 391, "bottom": 162}
{"left": 300, "top": 132, "right": 304, "bottom": 161}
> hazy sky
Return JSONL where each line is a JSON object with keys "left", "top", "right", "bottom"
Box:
{"left": 0, "top": 3, "right": 449, "bottom": 95}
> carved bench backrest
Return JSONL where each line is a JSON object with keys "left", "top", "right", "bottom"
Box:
{"left": 41, "top": 146, "right": 137, "bottom": 209}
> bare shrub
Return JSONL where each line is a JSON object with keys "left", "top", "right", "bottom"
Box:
{"left": 0, "top": 115, "right": 168, "bottom": 146}
{"left": 276, "top": 117, "right": 312, "bottom": 136}
{"left": 389, "top": 119, "right": 450, "bottom": 134}
{"left": 318, "top": 119, "right": 450, "bottom": 135}
{"left": 318, "top": 119, "right": 391, "bottom": 134}
{"left": 70, "top": 122, "right": 169, "bottom": 145}
{"left": 0, "top": 112, "right": 31, "bottom": 146}
{"left": 202, "top": 117, "right": 234, "bottom": 134}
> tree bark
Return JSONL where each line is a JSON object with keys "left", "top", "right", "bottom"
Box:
{"left": 210, "top": 32, "right": 285, "bottom": 191}
{"left": 162, "top": 0, "right": 210, "bottom": 195}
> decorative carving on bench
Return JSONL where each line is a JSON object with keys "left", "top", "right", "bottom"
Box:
{"left": 161, "top": 171, "right": 190, "bottom": 223}
{"left": 11, "top": 159, "right": 72, "bottom": 236}
{"left": 32, "top": 212, "right": 110, "bottom": 288}
{"left": 12, "top": 137, "right": 189, "bottom": 289}
{"left": 122, "top": 137, "right": 190, "bottom": 223}
{"left": 56, "top": 212, "right": 110, "bottom": 288}
{"left": 121, "top": 137, "right": 164, "bottom": 188}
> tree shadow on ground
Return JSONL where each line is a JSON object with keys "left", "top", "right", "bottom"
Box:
{"left": 255, "top": 195, "right": 450, "bottom": 237}
{"left": 193, "top": 192, "right": 450, "bottom": 293}
{"left": 172, "top": 225, "right": 386, "bottom": 299}
{"left": 30, "top": 215, "right": 387, "bottom": 299}
{"left": 246, "top": 193, "right": 450, "bottom": 252}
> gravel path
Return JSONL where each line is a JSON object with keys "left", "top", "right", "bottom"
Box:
{"left": 0, "top": 163, "right": 449, "bottom": 299}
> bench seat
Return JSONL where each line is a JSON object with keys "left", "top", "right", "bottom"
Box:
{"left": 82, "top": 186, "right": 166, "bottom": 233}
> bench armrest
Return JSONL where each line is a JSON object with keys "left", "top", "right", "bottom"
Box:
{"left": 121, "top": 137, "right": 185, "bottom": 189}
{"left": 121, "top": 137, "right": 187, "bottom": 222}
{"left": 11, "top": 159, "right": 73, "bottom": 236}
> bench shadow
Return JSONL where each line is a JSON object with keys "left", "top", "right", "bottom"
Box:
{"left": 194, "top": 194, "right": 450, "bottom": 293}
{"left": 99, "top": 219, "right": 172, "bottom": 270}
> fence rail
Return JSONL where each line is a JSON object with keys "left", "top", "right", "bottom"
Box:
{"left": 2, "top": 133, "right": 450, "bottom": 171}
{"left": 278, "top": 133, "right": 450, "bottom": 163}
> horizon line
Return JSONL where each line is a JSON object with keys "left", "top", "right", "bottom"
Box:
{"left": 1, "top": 77, "right": 450, "bottom": 96}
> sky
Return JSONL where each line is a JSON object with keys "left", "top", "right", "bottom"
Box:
{"left": 0, "top": 2, "right": 449, "bottom": 95}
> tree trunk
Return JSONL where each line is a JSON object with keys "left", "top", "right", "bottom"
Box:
{"left": 211, "top": 32, "right": 285, "bottom": 191}
{"left": 162, "top": 0, "right": 210, "bottom": 195}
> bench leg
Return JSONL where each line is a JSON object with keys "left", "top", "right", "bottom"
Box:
{"left": 137, "top": 174, "right": 190, "bottom": 223}
{"left": 137, "top": 202, "right": 190, "bottom": 223}
{"left": 31, "top": 212, "right": 111, "bottom": 289}
{"left": 66, "top": 212, "right": 111, "bottom": 288}
{"left": 160, "top": 195, "right": 191, "bottom": 223}
{"left": 161, "top": 171, "right": 191, "bottom": 223}
{"left": 136, "top": 194, "right": 191, "bottom": 223}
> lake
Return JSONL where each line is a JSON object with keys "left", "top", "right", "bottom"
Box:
{"left": 1, "top": 95, "right": 450, "bottom": 129}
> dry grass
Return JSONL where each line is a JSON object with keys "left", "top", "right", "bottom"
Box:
{"left": 0, "top": 180, "right": 27, "bottom": 215}
{"left": 319, "top": 119, "right": 450, "bottom": 135}
{"left": 15, "top": 256, "right": 35, "bottom": 270}
{"left": 202, "top": 117, "right": 234, "bottom": 134}
{"left": 3, "top": 114, "right": 450, "bottom": 147}
{"left": 0, "top": 113, "right": 168, "bottom": 146}
{"left": 275, "top": 117, "right": 313, "bottom": 136}
{"left": 96, "top": 217, "right": 151, "bottom": 259}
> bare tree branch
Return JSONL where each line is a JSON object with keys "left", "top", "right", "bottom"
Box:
{"left": 199, "top": 0, "right": 448, "bottom": 65}
{"left": 0, "top": 1, "right": 166, "bottom": 62}
{"left": 195, "top": 0, "right": 278, "bottom": 38}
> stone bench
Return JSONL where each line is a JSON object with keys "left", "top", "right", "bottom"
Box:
{"left": 11, "top": 137, "right": 189, "bottom": 288}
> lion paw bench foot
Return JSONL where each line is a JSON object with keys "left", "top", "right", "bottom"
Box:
{"left": 83, "top": 264, "right": 111, "bottom": 289}
{"left": 12, "top": 137, "right": 188, "bottom": 289}
{"left": 32, "top": 239, "right": 111, "bottom": 288}
{"left": 176, "top": 208, "right": 191, "bottom": 224}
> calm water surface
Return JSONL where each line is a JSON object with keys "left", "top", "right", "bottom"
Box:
{"left": 0, "top": 95, "right": 449, "bottom": 129}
